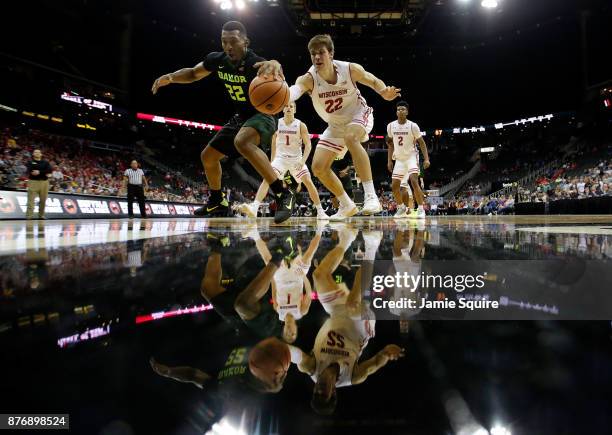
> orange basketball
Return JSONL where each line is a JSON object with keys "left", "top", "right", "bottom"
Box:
{"left": 248, "top": 76, "right": 289, "bottom": 115}
{"left": 248, "top": 337, "right": 291, "bottom": 385}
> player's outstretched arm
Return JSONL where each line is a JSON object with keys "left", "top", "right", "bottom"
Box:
{"left": 288, "top": 345, "right": 316, "bottom": 375}
{"left": 351, "top": 344, "right": 405, "bottom": 385}
{"left": 288, "top": 73, "right": 314, "bottom": 103}
{"left": 149, "top": 357, "right": 211, "bottom": 389}
{"left": 349, "top": 63, "right": 401, "bottom": 101}
{"left": 151, "top": 62, "right": 211, "bottom": 94}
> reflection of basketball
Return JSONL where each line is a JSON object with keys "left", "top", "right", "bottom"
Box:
{"left": 248, "top": 337, "right": 290, "bottom": 385}
{"left": 248, "top": 77, "right": 289, "bottom": 115}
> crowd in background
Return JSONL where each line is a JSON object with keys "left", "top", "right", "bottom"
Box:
{"left": 2, "top": 117, "right": 611, "bottom": 214}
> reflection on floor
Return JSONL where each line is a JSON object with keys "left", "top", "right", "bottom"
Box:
{"left": 1, "top": 216, "right": 611, "bottom": 434}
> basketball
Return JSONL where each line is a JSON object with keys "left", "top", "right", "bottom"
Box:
{"left": 248, "top": 337, "right": 291, "bottom": 384}
{"left": 248, "top": 76, "right": 290, "bottom": 115}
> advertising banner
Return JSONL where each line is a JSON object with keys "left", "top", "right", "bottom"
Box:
{"left": 0, "top": 190, "right": 200, "bottom": 219}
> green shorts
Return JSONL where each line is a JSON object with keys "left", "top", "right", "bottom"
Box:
{"left": 208, "top": 113, "right": 276, "bottom": 158}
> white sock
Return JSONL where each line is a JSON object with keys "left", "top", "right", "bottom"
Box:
{"left": 338, "top": 193, "right": 351, "bottom": 207}
{"left": 418, "top": 204, "right": 424, "bottom": 211}
{"left": 363, "top": 180, "right": 376, "bottom": 197}
{"left": 252, "top": 200, "right": 260, "bottom": 209}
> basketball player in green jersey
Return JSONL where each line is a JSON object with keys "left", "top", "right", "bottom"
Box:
{"left": 152, "top": 21, "right": 295, "bottom": 223}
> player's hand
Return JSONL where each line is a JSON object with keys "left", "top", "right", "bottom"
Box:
{"left": 31, "top": 170, "right": 40, "bottom": 176}
{"left": 254, "top": 60, "right": 285, "bottom": 81}
{"left": 149, "top": 357, "right": 170, "bottom": 376}
{"left": 380, "top": 344, "right": 405, "bottom": 361}
{"left": 387, "top": 161, "right": 393, "bottom": 173}
{"left": 379, "top": 86, "right": 401, "bottom": 101}
{"left": 423, "top": 160, "right": 430, "bottom": 169}
{"left": 338, "top": 168, "right": 349, "bottom": 178}
{"left": 152, "top": 74, "right": 173, "bottom": 95}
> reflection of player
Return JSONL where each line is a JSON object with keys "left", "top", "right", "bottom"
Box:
{"left": 386, "top": 101, "right": 430, "bottom": 219}
{"left": 150, "top": 338, "right": 288, "bottom": 432}
{"left": 251, "top": 228, "right": 322, "bottom": 343}
{"left": 289, "top": 226, "right": 404, "bottom": 414}
{"left": 390, "top": 226, "right": 426, "bottom": 325}
{"left": 200, "top": 234, "right": 292, "bottom": 339}
{"left": 288, "top": 34, "right": 401, "bottom": 220}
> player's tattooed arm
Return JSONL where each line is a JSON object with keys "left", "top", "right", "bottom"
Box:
{"left": 152, "top": 62, "right": 211, "bottom": 94}
{"left": 149, "top": 357, "right": 211, "bottom": 389}
{"left": 349, "top": 63, "right": 401, "bottom": 101}
{"left": 288, "top": 73, "right": 314, "bottom": 103}
{"left": 288, "top": 345, "right": 316, "bottom": 375}
{"left": 351, "top": 345, "right": 405, "bottom": 385}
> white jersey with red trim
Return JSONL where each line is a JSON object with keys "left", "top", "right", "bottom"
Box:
{"left": 275, "top": 118, "right": 303, "bottom": 160}
{"left": 274, "top": 257, "right": 311, "bottom": 321}
{"left": 308, "top": 60, "right": 369, "bottom": 126}
{"left": 311, "top": 309, "right": 376, "bottom": 387}
{"left": 387, "top": 120, "right": 422, "bottom": 161}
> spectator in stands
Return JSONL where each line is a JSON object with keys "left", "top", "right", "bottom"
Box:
{"left": 26, "top": 149, "right": 52, "bottom": 219}
{"left": 51, "top": 166, "right": 63, "bottom": 184}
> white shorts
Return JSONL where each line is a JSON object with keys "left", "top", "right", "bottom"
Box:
{"left": 272, "top": 157, "right": 310, "bottom": 182}
{"left": 317, "top": 287, "right": 350, "bottom": 315}
{"left": 392, "top": 156, "right": 419, "bottom": 188}
{"left": 317, "top": 105, "right": 374, "bottom": 157}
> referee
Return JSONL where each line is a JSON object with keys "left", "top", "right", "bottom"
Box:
{"left": 122, "top": 160, "right": 149, "bottom": 218}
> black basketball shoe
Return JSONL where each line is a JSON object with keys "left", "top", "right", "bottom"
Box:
{"left": 194, "top": 192, "right": 229, "bottom": 217}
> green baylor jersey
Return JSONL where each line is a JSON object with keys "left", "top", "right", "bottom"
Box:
{"left": 203, "top": 49, "right": 266, "bottom": 119}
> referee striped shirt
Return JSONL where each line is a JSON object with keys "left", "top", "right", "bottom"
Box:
{"left": 124, "top": 168, "right": 145, "bottom": 185}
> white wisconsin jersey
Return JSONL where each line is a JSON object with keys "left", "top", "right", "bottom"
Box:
{"left": 274, "top": 266, "right": 305, "bottom": 321}
{"left": 275, "top": 118, "right": 303, "bottom": 159}
{"left": 311, "top": 313, "right": 376, "bottom": 387}
{"left": 387, "top": 120, "right": 422, "bottom": 161}
{"left": 308, "top": 60, "right": 369, "bottom": 126}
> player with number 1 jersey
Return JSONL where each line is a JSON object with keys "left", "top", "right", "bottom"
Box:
{"left": 238, "top": 102, "right": 328, "bottom": 219}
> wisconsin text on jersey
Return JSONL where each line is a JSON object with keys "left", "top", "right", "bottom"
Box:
{"left": 318, "top": 89, "right": 349, "bottom": 99}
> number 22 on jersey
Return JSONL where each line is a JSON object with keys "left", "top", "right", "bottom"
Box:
{"left": 225, "top": 84, "right": 246, "bottom": 102}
